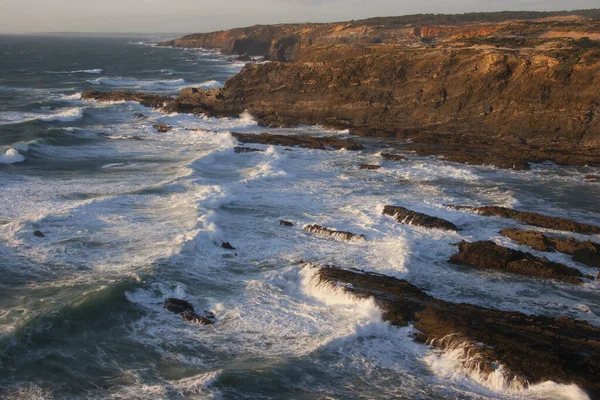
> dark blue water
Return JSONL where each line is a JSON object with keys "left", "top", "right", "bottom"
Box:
{"left": 0, "top": 35, "right": 599, "bottom": 400}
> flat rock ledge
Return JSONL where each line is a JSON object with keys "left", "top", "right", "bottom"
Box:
{"left": 449, "top": 205, "right": 600, "bottom": 235}
{"left": 501, "top": 228, "right": 600, "bottom": 269}
{"left": 303, "top": 224, "right": 366, "bottom": 241}
{"left": 383, "top": 205, "right": 459, "bottom": 231}
{"left": 82, "top": 90, "right": 172, "bottom": 108}
{"left": 231, "top": 132, "right": 363, "bottom": 151}
{"left": 449, "top": 240, "right": 592, "bottom": 284}
{"left": 310, "top": 264, "right": 600, "bottom": 398}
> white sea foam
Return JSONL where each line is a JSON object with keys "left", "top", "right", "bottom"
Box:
{"left": 38, "top": 107, "right": 83, "bottom": 122}
{"left": 88, "top": 77, "right": 138, "bottom": 86}
{"left": 0, "top": 107, "right": 83, "bottom": 125}
{"left": 0, "top": 148, "right": 26, "bottom": 164}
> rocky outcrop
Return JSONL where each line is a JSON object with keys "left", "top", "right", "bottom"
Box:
{"left": 501, "top": 228, "right": 600, "bottom": 269}
{"left": 358, "top": 164, "right": 381, "bottom": 170}
{"left": 231, "top": 132, "right": 363, "bottom": 151}
{"left": 449, "top": 240, "right": 591, "bottom": 283}
{"left": 380, "top": 153, "right": 407, "bottom": 161}
{"left": 164, "top": 298, "right": 216, "bottom": 325}
{"left": 383, "top": 205, "right": 459, "bottom": 231}
{"left": 234, "top": 146, "right": 264, "bottom": 153}
{"left": 303, "top": 224, "right": 366, "bottom": 241}
{"left": 279, "top": 220, "right": 294, "bottom": 227}
{"left": 585, "top": 175, "right": 600, "bottom": 183}
{"left": 221, "top": 242, "right": 236, "bottom": 250}
{"left": 449, "top": 205, "right": 600, "bottom": 234}
{"left": 152, "top": 124, "right": 172, "bottom": 133}
{"left": 310, "top": 264, "right": 600, "bottom": 397}
{"left": 82, "top": 90, "right": 171, "bottom": 108}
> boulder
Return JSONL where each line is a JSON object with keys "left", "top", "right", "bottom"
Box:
{"left": 381, "top": 153, "right": 407, "bottom": 161}
{"left": 33, "top": 230, "right": 45, "bottom": 238}
{"left": 152, "top": 124, "right": 173, "bottom": 133}
{"left": 279, "top": 220, "right": 294, "bottom": 227}
{"left": 303, "top": 224, "right": 366, "bottom": 241}
{"left": 358, "top": 164, "right": 381, "bottom": 170}
{"left": 164, "top": 298, "right": 195, "bottom": 314}
{"left": 222, "top": 242, "right": 236, "bottom": 250}
{"left": 234, "top": 146, "right": 264, "bottom": 153}
{"left": 384, "top": 205, "right": 458, "bottom": 231}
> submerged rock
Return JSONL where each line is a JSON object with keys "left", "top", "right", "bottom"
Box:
{"left": 164, "top": 298, "right": 216, "bottom": 324}
{"left": 33, "top": 230, "right": 45, "bottom": 238}
{"left": 303, "top": 224, "right": 366, "bottom": 241}
{"left": 358, "top": 164, "right": 381, "bottom": 170}
{"left": 164, "top": 298, "right": 195, "bottom": 314}
{"left": 279, "top": 220, "right": 294, "bottom": 227}
{"left": 152, "top": 124, "right": 173, "bottom": 133}
{"left": 310, "top": 264, "right": 600, "bottom": 397}
{"left": 231, "top": 132, "right": 363, "bottom": 151}
{"left": 449, "top": 205, "right": 600, "bottom": 235}
{"left": 501, "top": 228, "right": 600, "bottom": 269}
{"left": 584, "top": 175, "right": 600, "bottom": 183}
{"left": 234, "top": 146, "right": 264, "bottom": 153}
{"left": 181, "top": 311, "right": 215, "bottom": 325}
{"left": 383, "top": 205, "right": 458, "bottom": 231}
{"left": 449, "top": 240, "right": 590, "bottom": 284}
{"left": 380, "top": 153, "right": 407, "bottom": 161}
{"left": 222, "top": 242, "right": 236, "bottom": 250}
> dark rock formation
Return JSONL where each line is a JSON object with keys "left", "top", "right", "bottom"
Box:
{"left": 449, "top": 240, "right": 591, "bottom": 283}
{"left": 234, "top": 146, "right": 264, "bottom": 153}
{"left": 133, "top": 113, "right": 146, "bottom": 119}
{"left": 164, "top": 298, "right": 195, "bottom": 314}
{"left": 383, "top": 205, "right": 459, "bottom": 231}
{"left": 222, "top": 242, "right": 236, "bottom": 250}
{"left": 164, "top": 298, "right": 216, "bottom": 325}
{"left": 310, "top": 264, "right": 600, "bottom": 397}
{"left": 585, "top": 175, "right": 600, "bottom": 183}
{"left": 231, "top": 132, "right": 363, "bottom": 151}
{"left": 81, "top": 90, "right": 171, "bottom": 108}
{"left": 152, "top": 124, "right": 173, "bottom": 133}
{"left": 381, "top": 153, "right": 407, "bottom": 161}
{"left": 181, "top": 311, "right": 215, "bottom": 325}
{"left": 501, "top": 228, "right": 600, "bottom": 269}
{"left": 279, "top": 220, "right": 294, "bottom": 227}
{"left": 33, "top": 230, "right": 45, "bottom": 238}
{"left": 358, "top": 164, "right": 381, "bottom": 170}
{"left": 303, "top": 224, "right": 366, "bottom": 241}
{"left": 449, "top": 205, "right": 600, "bottom": 235}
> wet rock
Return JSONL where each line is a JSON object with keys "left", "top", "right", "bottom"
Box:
{"left": 303, "top": 224, "right": 366, "bottom": 241}
{"left": 164, "top": 298, "right": 195, "bottom": 314}
{"left": 383, "top": 205, "right": 458, "bottom": 231}
{"left": 133, "top": 113, "right": 146, "bottom": 119}
{"left": 310, "top": 264, "right": 600, "bottom": 398}
{"left": 358, "top": 164, "right": 381, "bottom": 170}
{"left": 181, "top": 311, "right": 215, "bottom": 325}
{"left": 231, "top": 132, "right": 363, "bottom": 151}
{"left": 381, "top": 153, "right": 407, "bottom": 161}
{"left": 234, "top": 146, "right": 264, "bottom": 153}
{"left": 81, "top": 90, "right": 171, "bottom": 108}
{"left": 448, "top": 205, "right": 600, "bottom": 235}
{"left": 222, "top": 242, "right": 236, "bottom": 250}
{"left": 279, "top": 220, "right": 294, "bottom": 227}
{"left": 152, "top": 124, "right": 173, "bottom": 133}
{"left": 449, "top": 240, "right": 589, "bottom": 284}
{"left": 584, "top": 175, "right": 600, "bottom": 183}
{"left": 33, "top": 230, "right": 45, "bottom": 238}
{"left": 501, "top": 228, "right": 600, "bottom": 269}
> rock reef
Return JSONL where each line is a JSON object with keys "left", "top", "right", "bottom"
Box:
{"left": 231, "top": 132, "right": 363, "bottom": 151}
{"left": 303, "top": 224, "right": 366, "bottom": 241}
{"left": 384, "top": 205, "right": 459, "bottom": 231}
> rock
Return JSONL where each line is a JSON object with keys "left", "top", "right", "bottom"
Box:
{"left": 133, "top": 113, "right": 146, "bottom": 119}
{"left": 181, "top": 311, "right": 214, "bottom": 325}
{"left": 358, "top": 164, "right": 381, "bottom": 170}
{"left": 33, "top": 230, "right": 45, "bottom": 238}
{"left": 501, "top": 228, "right": 600, "bottom": 268}
{"left": 222, "top": 242, "right": 236, "bottom": 250}
{"left": 309, "top": 264, "right": 600, "bottom": 398}
{"left": 231, "top": 132, "right": 363, "bottom": 151}
{"left": 381, "top": 153, "right": 407, "bottom": 161}
{"left": 279, "top": 220, "right": 294, "bottom": 227}
{"left": 152, "top": 124, "right": 173, "bottom": 133}
{"left": 449, "top": 205, "right": 600, "bottom": 235}
{"left": 234, "top": 146, "right": 264, "bottom": 153}
{"left": 449, "top": 240, "right": 588, "bottom": 284}
{"left": 164, "top": 298, "right": 195, "bottom": 314}
{"left": 81, "top": 90, "right": 171, "bottom": 108}
{"left": 303, "top": 224, "right": 366, "bottom": 241}
{"left": 584, "top": 175, "right": 600, "bottom": 183}
{"left": 383, "top": 205, "right": 458, "bottom": 231}
{"left": 234, "top": 54, "right": 252, "bottom": 62}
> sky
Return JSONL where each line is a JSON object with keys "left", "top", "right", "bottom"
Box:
{"left": 0, "top": 0, "right": 598, "bottom": 34}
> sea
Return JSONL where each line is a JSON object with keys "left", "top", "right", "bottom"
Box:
{"left": 0, "top": 34, "right": 599, "bottom": 400}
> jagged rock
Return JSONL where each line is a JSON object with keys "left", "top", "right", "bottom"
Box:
{"left": 279, "top": 220, "right": 294, "bottom": 227}
{"left": 231, "top": 132, "right": 363, "bottom": 151}
{"left": 222, "top": 242, "right": 236, "bottom": 250}
{"left": 181, "top": 311, "right": 215, "bottom": 325}
{"left": 303, "top": 224, "right": 366, "bottom": 241}
{"left": 383, "top": 205, "right": 458, "bottom": 231}
{"left": 501, "top": 228, "right": 600, "bottom": 268}
{"left": 152, "top": 124, "right": 173, "bottom": 133}
{"left": 310, "top": 264, "right": 600, "bottom": 398}
{"left": 358, "top": 164, "right": 381, "bottom": 170}
{"left": 133, "top": 113, "right": 146, "bottom": 119}
{"left": 164, "top": 298, "right": 195, "bottom": 314}
{"left": 449, "top": 240, "right": 590, "bottom": 283}
{"left": 81, "top": 90, "right": 171, "bottom": 108}
{"left": 381, "top": 153, "right": 407, "bottom": 161}
{"left": 234, "top": 146, "right": 264, "bottom": 153}
{"left": 33, "top": 230, "right": 45, "bottom": 238}
{"left": 584, "top": 175, "right": 600, "bottom": 183}
{"left": 449, "top": 205, "right": 600, "bottom": 235}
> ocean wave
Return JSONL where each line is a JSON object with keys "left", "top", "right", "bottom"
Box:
{"left": 0, "top": 107, "right": 84, "bottom": 125}
{"left": 48, "top": 69, "right": 103, "bottom": 74}
{"left": 87, "top": 77, "right": 138, "bottom": 86}
{"left": 0, "top": 148, "right": 26, "bottom": 164}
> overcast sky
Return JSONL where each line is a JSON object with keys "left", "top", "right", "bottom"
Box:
{"left": 0, "top": 0, "right": 597, "bottom": 34}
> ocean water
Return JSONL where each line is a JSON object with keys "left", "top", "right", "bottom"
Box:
{"left": 0, "top": 35, "right": 599, "bottom": 400}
